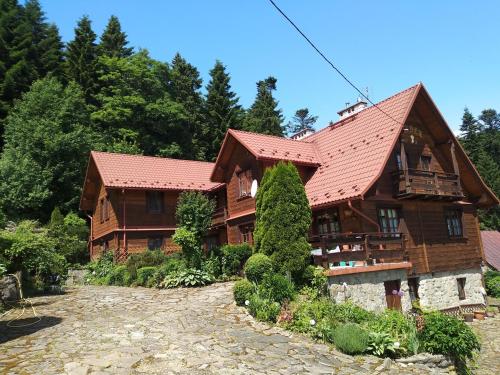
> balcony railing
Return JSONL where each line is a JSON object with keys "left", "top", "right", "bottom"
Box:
{"left": 310, "top": 232, "right": 408, "bottom": 268}
{"left": 211, "top": 207, "right": 228, "bottom": 227}
{"left": 392, "top": 169, "right": 463, "bottom": 200}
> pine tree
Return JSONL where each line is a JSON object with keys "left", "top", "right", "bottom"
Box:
{"left": 37, "top": 24, "right": 64, "bottom": 78}
{"left": 479, "top": 109, "right": 500, "bottom": 132}
{"left": 459, "top": 108, "right": 481, "bottom": 163}
{"left": 253, "top": 162, "right": 311, "bottom": 281}
{"left": 99, "top": 15, "right": 133, "bottom": 58}
{"left": 66, "top": 16, "right": 98, "bottom": 103}
{"left": 244, "top": 76, "right": 284, "bottom": 136}
{"left": 286, "top": 108, "right": 317, "bottom": 135}
{"left": 204, "top": 60, "right": 242, "bottom": 160}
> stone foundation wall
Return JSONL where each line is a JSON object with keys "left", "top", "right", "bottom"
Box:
{"left": 327, "top": 269, "right": 412, "bottom": 312}
{"left": 418, "top": 267, "right": 485, "bottom": 310}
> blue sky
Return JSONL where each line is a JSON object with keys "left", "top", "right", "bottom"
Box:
{"left": 40, "top": 0, "right": 499, "bottom": 133}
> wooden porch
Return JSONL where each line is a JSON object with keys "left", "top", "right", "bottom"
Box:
{"left": 393, "top": 169, "right": 463, "bottom": 200}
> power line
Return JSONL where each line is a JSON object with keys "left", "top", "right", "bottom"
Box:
{"left": 267, "top": 0, "right": 403, "bottom": 126}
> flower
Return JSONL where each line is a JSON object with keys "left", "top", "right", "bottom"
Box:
{"left": 394, "top": 341, "right": 400, "bottom": 349}
{"left": 310, "top": 319, "right": 316, "bottom": 326}
{"left": 397, "top": 290, "right": 404, "bottom": 297}
{"left": 392, "top": 289, "right": 398, "bottom": 295}
{"left": 244, "top": 300, "right": 250, "bottom": 306}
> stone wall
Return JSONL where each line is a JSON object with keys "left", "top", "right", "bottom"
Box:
{"left": 0, "top": 275, "right": 19, "bottom": 304}
{"left": 418, "top": 267, "right": 485, "bottom": 310}
{"left": 327, "top": 269, "right": 412, "bottom": 312}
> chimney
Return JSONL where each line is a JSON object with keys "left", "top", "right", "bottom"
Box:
{"left": 290, "top": 128, "right": 315, "bottom": 141}
{"left": 337, "top": 97, "right": 367, "bottom": 119}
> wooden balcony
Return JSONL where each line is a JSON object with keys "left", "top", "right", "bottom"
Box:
{"left": 310, "top": 232, "right": 409, "bottom": 270}
{"left": 393, "top": 169, "right": 463, "bottom": 200}
{"left": 211, "top": 207, "right": 227, "bottom": 227}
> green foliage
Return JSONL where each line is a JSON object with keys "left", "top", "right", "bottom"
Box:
{"left": 233, "top": 279, "right": 255, "bottom": 306}
{"left": 244, "top": 253, "right": 273, "bottom": 283}
{"left": 367, "top": 310, "right": 418, "bottom": 355}
{"left": 172, "top": 227, "right": 202, "bottom": 269}
{"left": 202, "top": 254, "right": 223, "bottom": 279}
{"left": 136, "top": 266, "right": 158, "bottom": 287}
{"left": 332, "top": 323, "right": 369, "bottom": 355}
{"left": 248, "top": 294, "right": 281, "bottom": 322}
{"left": 125, "top": 250, "right": 167, "bottom": 279}
{"left": 160, "top": 268, "right": 213, "bottom": 288}
{"left": 286, "top": 108, "right": 318, "bottom": 136}
{"left": 98, "top": 15, "right": 133, "bottom": 58}
{"left": 419, "top": 311, "right": 480, "bottom": 364}
{"left": 86, "top": 251, "right": 114, "bottom": 280}
{"left": 49, "top": 210, "right": 89, "bottom": 265}
{"left": 300, "top": 266, "right": 327, "bottom": 299}
{"left": 484, "top": 270, "right": 500, "bottom": 297}
{"left": 175, "top": 191, "right": 215, "bottom": 241}
{"left": 254, "top": 162, "right": 312, "bottom": 281}
{"left": 221, "top": 243, "right": 253, "bottom": 276}
{"left": 106, "top": 265, "right": 130, "bottom": 286}
{"left": 151, "top": 254, "right": 187, "bottom": 286}
{"left": 0, "top": 262, "right": 7, "bottom": 276}
{"left": 258, "top": 273, "right": 295, "bottom": 304}
{"left": 367, "top": 331, "right": 396, "bottom": 357}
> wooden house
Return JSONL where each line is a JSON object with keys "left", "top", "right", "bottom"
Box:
{"left": 80, "top": 83, "right": 498, "bottom": 311}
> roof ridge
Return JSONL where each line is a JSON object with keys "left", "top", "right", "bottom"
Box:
{"left": 229, "top": 128, "right": 310, "bottom": 143}
{"left": 303, "top": 83, "right": 421, "bottom": 142}
{"left": 91, "top": 150, "right": 216, "bottom": 166}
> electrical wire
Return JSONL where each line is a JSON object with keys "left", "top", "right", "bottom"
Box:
{"left": 267, "top": 0, "right": 403, "bottom": 126}
{"left": 0, "top": 273, "right": 41, "bottom": 328}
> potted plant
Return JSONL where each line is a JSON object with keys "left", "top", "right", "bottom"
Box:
{"left": 473, "top": 310, "right": 486, "bottom": 320}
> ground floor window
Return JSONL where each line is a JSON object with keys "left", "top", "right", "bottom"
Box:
{"left": 148, "top": 236, "right": 163, "bottom": 250}
{"left": 378, "top": 207, "right": 400, "bottom": 233}
{"left": 457, "top": 277, "right": 466, "bottom": 300}
{"left": 408, "top": 277, "right": 420, "bottom": 302}
{"left": 240, "top": 224, "right": 254, "bottom": 244}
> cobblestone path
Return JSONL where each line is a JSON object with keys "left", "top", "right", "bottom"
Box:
{"left": 0, "top": 283, "right": 498, "bottom": 374}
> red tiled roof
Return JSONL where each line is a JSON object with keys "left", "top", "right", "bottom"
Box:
{"left": 228, "top": 129, "right": 320, "bottom": 166}
{"left": 91, "top": 151, "right": 223, "bottom": 191}
{"left": 481, "top": 231, "right": 500, "bottom": 270}
{"left": 303, "top": 84, "right": 420, "bottom": 207}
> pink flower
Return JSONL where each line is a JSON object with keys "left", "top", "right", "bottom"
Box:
{"left": 392, "top": 289, "right": 398, "bottom": 295}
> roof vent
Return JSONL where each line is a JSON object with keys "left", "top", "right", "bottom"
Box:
{"left": 290, "top": 128, "right": 315, "bottom": 140}
{"left": 337, "top": 97, "right": 367, "bottom": 119}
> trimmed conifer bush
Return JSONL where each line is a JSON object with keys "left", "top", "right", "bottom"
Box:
{"left": 244, "top": 253, "right": 273, "bottom": 283}
{"left": 332, "top": 323, "right": 369, "bottom": 355}
{"left": 221, "top": 243, "right": 253, "bottom": 275}
{"left": 136, "top": 266, "right": 157, "bottom": 286}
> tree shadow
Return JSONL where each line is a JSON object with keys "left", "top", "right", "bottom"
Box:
{"left": 0, "top": 316, "right": 62, "bottom": 344}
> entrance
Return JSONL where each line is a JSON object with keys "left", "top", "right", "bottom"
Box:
{"left": 384, "top": 279, "right": 402, "bottom": 310}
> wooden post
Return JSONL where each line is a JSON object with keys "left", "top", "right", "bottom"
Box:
{"left": 364, "top": 234, "right": 370, "bottom": 264}
{"left": 449, "top": 140, "right": 462, "bottom": 192}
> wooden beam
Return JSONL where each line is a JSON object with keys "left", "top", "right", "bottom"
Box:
{"left": 400, "top": 139, "right": 410, "bottom": 192}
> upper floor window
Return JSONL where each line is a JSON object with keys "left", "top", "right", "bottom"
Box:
{"left": 99, "top": 196, "right": 110, "bottom": 223}
{"left": 420, "top": 155, "right": 431, "bottom": 171}
{"left": 378, "top": 207, "right": 400, "bottom": 233}
{"left": 237, "top": 170, "right": 252, "bottom": 198}
{"left": 395, "top": 152, "right": 409, "bottom": 171}
{"left": 317, "top": 209, "right": 341, "bottom": 235}
{"left": 146, "top": 191, "right": 163, "bottom": 213}
{"left": 148, "top": 236, "right": 163, "bottom": 250}
{"left": 240, "top": 224, "right": 254, "bottom": 244}
{"left": 445, "top": 208, "right": 463, "bottom": 237}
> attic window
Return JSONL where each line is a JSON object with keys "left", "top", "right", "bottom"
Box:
{"left": 237, "top": 170, "right": 252, "bottom": 198}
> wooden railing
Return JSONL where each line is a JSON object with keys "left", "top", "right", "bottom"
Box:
{"left": 310, "top": 232, "right": 408, "bottom": 267}
{"left": 211, "top": 207, "right": 228, "bottom": 227}
{"left": 393, "top": 169, "right": 463, "bottom": 199}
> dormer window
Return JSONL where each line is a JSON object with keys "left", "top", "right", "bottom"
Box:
{"left": 420, "top": 155, "right": 431, "bottom": 171}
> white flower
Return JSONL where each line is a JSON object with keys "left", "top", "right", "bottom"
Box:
{"left": 310, "top": 319, "right": 316, "bottom": 326}
{"left": 394, "top": 341, "right": 400, "bottom": 349}
{"left": 92, "top": 271, "right": 96, "bottom": 275}
{"left": 244, "top": 300, "right": 250, "bottom": 306}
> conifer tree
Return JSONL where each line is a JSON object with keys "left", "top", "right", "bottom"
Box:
{"left": 99, "top": 15, "right": 133, "bottom": 58}
{"left": 204, "top": 60, "right": 242, "bottom": 160}
{"left": 286, "top": 108, "right": 317, "bottom": 135}
{"left": 244, "top": 76, "right": 284, "bottom": 136}
{"left": 253, "top": 162, "right": 311, "bottom": 281}
{"left": 66, "top": 16, "right": 98, "bottom": 103}
{"left": 459, "top": 108, "right": 481, "bottom": 163}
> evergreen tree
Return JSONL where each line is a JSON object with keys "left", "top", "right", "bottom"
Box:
{"left": 286, "top": 108, "right": 317, "bottom": 135}
{"left": 204, "top": 60, "right": 242, "bottom": 160}
{"left": 66, "top": 16, "right": 98, "bottom": 103}
{"left": 479, "top": 109, "right": 500, "bottom": 132}
{"left": 99, "top": 15, "right": 133, "bottom": 58}
{"left": 253, "top": 162, "right": 311, "bottom": 281}
{"left": 37, "top": 24, "right": 64, "bottom": 78}
{"left": 244, "top": 76, "right": 284, "bottom": 136}
{"left": 0, "top": 77, "right": 94, "bottom": 220}
{"left": 459, "top": 108, "right": 481, "bottom": 163}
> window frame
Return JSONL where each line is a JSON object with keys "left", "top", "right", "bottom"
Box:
{"left": 444, "top": 208, "right": 463, "bottom": 238}
{"left": 378, "top": 207, "right": 401, "bottom": 234}
{"left": 408, "top": 277, "right": 420, "bottom": 301}
{"left": 316, "top": 209, "right": 341, "bottom": 235}
{"left": 237, "top": 169, "right": 252, "bottom": 198}
{"left": 146, "top": 191, "right": 164, "bottom": 214}
{"left": 420, "top": 155, "right": 432, "bottom": 171}
{"left": 240, "top": 223, "right": 254, "bottom": 244}
{"left": 147, "top": 236, "right": 163, "bottom": 251}
{"left": 457, "top": 277, "right": 466, "bottom": 300}
{"left": 99, "top": 198, "right": 105, "bottom": 223}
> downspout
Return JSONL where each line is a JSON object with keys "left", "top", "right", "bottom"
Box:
{"left": 86, "top": 214, "right": 93, "bottom": 259}
{"left": 348, "top": 199, "right": 380, "bottom": 232}
{"left": 122, "top": 189, "right": 127, "bottom": 258}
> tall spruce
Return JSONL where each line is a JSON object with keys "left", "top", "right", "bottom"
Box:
{"left": 460, "top": 108, "right": 481, "bottom": 163}
{"left": 244, "top": 76, "right": 284, "bottom": 136}
{"left": 99, "top": 15, "right": 133, "bottom": 58}
{"left": 66, "top": 16, "right": 98, "bottom": 103}
{"left": 286, "top": 108, "right": 317, "bottom": 135}
{"left": 204, "top": 60, "right": 242, "bottom": 160}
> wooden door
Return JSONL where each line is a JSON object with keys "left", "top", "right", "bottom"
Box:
{"left": 384, "top": 280, "right": 402, "bottom": 311}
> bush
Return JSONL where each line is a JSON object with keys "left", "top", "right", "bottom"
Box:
{"left": 248, "top": 294, "right": 281, "bottom": 322}
{"left": 233, "top": 279, "right": 255, "bottom": 306}
{"left": 107, "top": 265, "right": 130, "bottom": 286}
{"left": 329, "top": 302, "right": 375, "bottom": 324}
{"left": 87, "top": 251, "right": 114, "bottom": 280}
{"left": 172, "top": 227, "right": 202, "bottom": 269}
{"left": 419, "top": 311, "right": 480, "bottom": 368}
{"left": 287, "top": 298, "right": 336, "bottom": 335}
{"left": 136, "top": 266, "right": 158, "bottom": 287}
{"left": 126, "top": 250, "right": 168, "bottom": 279}
{"left": 151, "top": 254, "right": 187, "bottom": 286}
{"left": 258, "top": 273, "right": 295, "bottom": 304}
{"left": 244, "top": 253, "right": 273, "bottom": 283}
{"left": 367, "top": 331, "right": 397, "bottom": 357}
{"left": 160, "top": 268, "right": 213, "bottom": 288}
{"left": 485, "top": 270, "right": 500, "bottom": 297}
{"left": 332, "top": 323, "right": 369, "bottom": 355}
{"left": 221, "top": 244, "right": 253, "bottom": 276}
{"left": 202, "top": 255, "right": 222, "bottom": 279}
{"left": 299, "top": 266, "right": 327, "bottom": 299}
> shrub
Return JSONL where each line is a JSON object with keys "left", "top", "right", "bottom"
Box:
{"left": 244, "top": 253, "right": 273, "bottom": 283}
{"left": 300, "top": 266, "right": 327, "bottom": 299}
{"left": 126, "top": 250, "right": 167, "bottom": 279}
{"left": 0, "top": 263, "right": 6, "bottom": 277}
{"left": 367, "top": 331, "right": 396, "bottom": 357}
{"left": 87, "top": 251, "right": 114, "bottom": 280}
{"left": 172, "top": 227, "right": 202, "bottom": 269}
{"left": 233, "top": 279, "right": 255, "bottom": 306}
{"left": 484, "top": 270, "right": 500, "bottom": 297}
{"left": 202, "top": 255, "right": 223, "bottom": 279}
{"left": 136, "top": 266, "right": 158, "bottom": 287}
{"left": 332, "top": 323, "right": 369, "bottom": 355}
{"left": 107, "top": 265, "right": 130, "bottom": 286}
{"left": 221, "top": 244, "right": 253, "bottom": 276}
{"left": 287, "top": 298, "right": 336, "bottom": 335}
{"left": 248, "top": 294, "right": 281, "bottom": 322}
{"left": 160, "top": 268, "right": 213, "bottom": 288}
{"left": 330, "top": 302, "right": 375, "bottom": 324}
{"left": 419, "top": 311, "right": 480, "bottom": 366}
{"left": 151, "top": 254, "right": 187, "bottom": 286}
{"left": 258, "top": 273, "right": 295, "bottom": 304}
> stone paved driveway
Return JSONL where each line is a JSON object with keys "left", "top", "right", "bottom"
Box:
{"left": 0, "top": 283, "right": 497, "bottom": 374}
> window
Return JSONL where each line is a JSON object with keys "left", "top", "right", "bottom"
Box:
{"left": 445, "top": 209, "right": 463, "bottom": 237}
{"left": 146, "top": 191, "right": 163, "bottom": 213}
{"left": 457, "top": 277, "right": 466, "bottom": 300}
{"left": 240, "top": 224, "right": 254, "bottom": 244}
{"left": 395, "top": 152, "right": 410, "bottom": 170}
{"left": 420, "top": 155, "right": 431, "bottom": 171}
{"left": 148, "top": 237, "right": 163, "bottom": 250}
{"left": 206, "top": 236, "right": 219, "bottom": 252}
{"left": 99, "top": 197, "right": 110, "bottom": 223}
{"left": 378, "top": 208, "right": 400, "bottom": 233}
{"left": 237, "top": 170, "right": 252, "bottom": 198}
{"left": 408, "top": 277, "right": 420, "bottom": 301}
{"left": 99, "top": 198, "right": 105, "bottom": 223}
{"left": 317, "top": 209, "right": 341, "bottom": 235}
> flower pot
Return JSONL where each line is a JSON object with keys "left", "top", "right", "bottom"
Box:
{"left": 463, "top": 313, "right": 474, "bottom": 323}
{"left": 473, "top": 311, "right": 485, "bottom": 320}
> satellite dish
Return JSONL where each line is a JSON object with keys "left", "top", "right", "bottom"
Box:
{"left": 250, "top": 179, "right": 258, "bottom": 198}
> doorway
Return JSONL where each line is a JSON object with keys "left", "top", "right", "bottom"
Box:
{"left": 384, "top": 279, "right": 402, "bottom": 310}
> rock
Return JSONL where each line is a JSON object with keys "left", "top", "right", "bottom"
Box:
{"left": 64, "top": 362, "right": 89, "bottom": 375}
{"left": 0, "top": 275, "right": 19, "bottom": 302}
